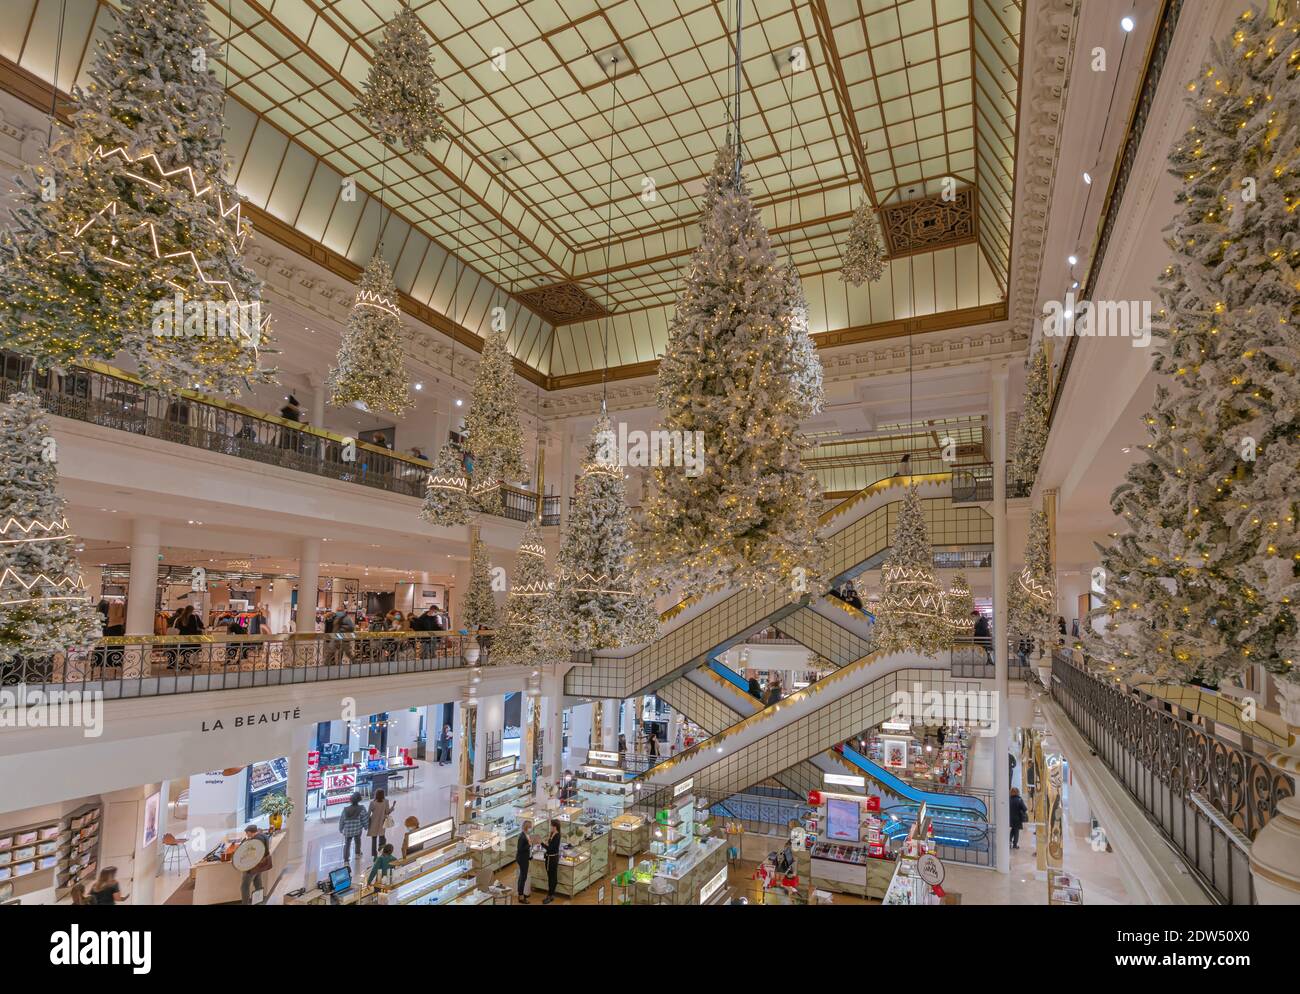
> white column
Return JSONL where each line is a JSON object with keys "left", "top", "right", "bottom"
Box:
{"left": 542, "top": 674, "right": 564, "bottom": 783}
{"left": 297, "top": 537, "right": 321, "bottom": 635}
{"left": 601, "top": 700, "right": 618, "bottom": 751}
{"left": 568, "top": 702, "right": 591, "bottom": 768}
{"left": 667, "top": 706, "right": 682, "bottom": 755}
{"left": 286, "top": 724, "right": 314, "bottom": 873}
{"left": 310, "top": 383, "right": 326, "bottom": 429}
{"left": 474, "top": 694, "right": 504, "bottom": 781}
{"left": 621, "top": 698, "right": 637, "bottom": 744}
{"left": 991, "top": 360, "right": 1012, "bottom": 875}
{"left": 124, "top": 516, "right": 160, "bottom": 635}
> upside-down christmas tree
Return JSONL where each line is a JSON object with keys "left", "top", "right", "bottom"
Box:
{"left": 419, "top": 442, "right": 469, "bottom": 528}
{"left": 873, "top": 486, "right": 951, "bottom": 656}
{"left": 0, "top": 0, "right": 272, "bottom": 395}
{"left": 1010, "top": 342, "right": 1051, "bottom": 487}
{"left": 463, "top": 325, "right": 525, "bottom": 511}
{"left": 1010, "top": 510, "right": 1057, "bottom": 658}
{"left": 554, "top": 416, "right": 658, "bottom": 649}
{"left": 945, "top": 572, "right": 975, "bottom": 636}
{"left": 327, "top": 255, "right": 411, "bottom": 416}
{"left": 355, "top": 3, "right": 449, "bottom": 151}
{"left": 840, "top": 200, "right": 886, "bottom": 286}
{"left": 461, "top": 532, "right": 497, "bottom": 636}
{"left": 642, "top": 151, "right": 822, "bottom": 594}
{"left": 0, "top": 393, "right": 101, "bottom": 661}
{"left": 493, "top": 520, "right": 565, "bottom": 666}
{"left": 1087, "top": 8, "right": 1300, "bottom": 688}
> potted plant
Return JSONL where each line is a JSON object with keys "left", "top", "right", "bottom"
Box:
{"left": 259, "top": 792, "right": 294, "bottom": 833}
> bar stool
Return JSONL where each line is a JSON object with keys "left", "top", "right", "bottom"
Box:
{"left": 160, "top": 833, "right": 191, "bottom": 873}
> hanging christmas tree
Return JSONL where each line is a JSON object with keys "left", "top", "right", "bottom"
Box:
{"left": 643, "top": 152, "right": 822, "bottom": 594}
{"left": 1010, "top": 341, "right": 1051, "bottom": 486}
{"left": 783, "top": 262, "right": 825, "bottom": 418}
{"left": 554, "top": 416, "right": 658, "bottom": 649}
{"left": 463, "top": 325, "right": 525, "bottom": 512}
{"left": 419, "top": 441, "right": 469, "bottom": 527}
{"left": 326, "top": 255, "right": 412, "bottom": 416}
{"left": 840, "top": 200, "right": 886, "bottom": 286}
{"left": 355, "top": 3, "right": 449, "bottom": 151}
{"left": 1009, "top": 510, "right": 1057, "bottom": 658}
{"left": 493, "top": 520, "right": 565, "bottom": 666}
{"left": 0, "top": 0, "right": 272, "bottom": 395}
{"left": 873, "top": 486, "right": 951, "bottom": 656}
{"left": 945, "top": 572, "right": 975, "bottom": 636}
{"left": 0, "top": 393, "right": 101, "bottom": 661}
{"left": 1088, "top": 8, "right": 1300, "bottom": 688}
{"left": 461, "top": 532, "right": 497, "bottom": 635}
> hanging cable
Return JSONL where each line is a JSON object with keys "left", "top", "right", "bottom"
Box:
{"left": 447, "top": 98, "right": 468, "bottom": 417}
{"left": 46, "top": 0, "right": 67, "bottom": 143}
{"left": 732, "top": 0, "right": 745, "bottom": 181}
{"left": 598, "top": 53, "right": 621, "bottom": 412}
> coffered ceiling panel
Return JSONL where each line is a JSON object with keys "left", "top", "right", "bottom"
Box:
{"left": 8, "top": 0, "right": 1023, "bottom": 381}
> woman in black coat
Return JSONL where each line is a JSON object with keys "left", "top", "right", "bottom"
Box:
{"left": 516, "top": 820, "right": 534, "bottom": 903}
{"left": 543, "top": 820, "right": 562, "bottom": 904}
{"left": 1009, "top": 787, "right": 1029, "bottom": 850}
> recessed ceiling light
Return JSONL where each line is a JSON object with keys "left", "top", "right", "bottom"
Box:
{"left": 414, "top": 382, "right": 423, "bottom": 391}
{"left": 1067, "top": 254, "right": 1078, "bottom": 265}
{"left": 1120, "top": 16, "right": 1135, "bottom": 32}
{"left": 1082, "top": 172, "right": 1092, "bottom": 185}
{"left": 455, "top": 398, "right": 463, "bottom": 407}
{"left": 1071, "top": 281, "right": 1079, "bottom": 289}
{"left": 1121, "top": 446, "right": 1131, "bottom": 453}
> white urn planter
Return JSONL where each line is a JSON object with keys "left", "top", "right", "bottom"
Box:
{"left": 1249, "top": 682, "right": 1300, "bottom": 904}
{"left": 463, "top": 640, "right": 481, "bottom": 665}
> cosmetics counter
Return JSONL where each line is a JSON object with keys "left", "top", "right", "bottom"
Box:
{"left": 527, "top": 811, "right": 611, "bottom": 897}
{"left": 798, "top": 787, "right": 894, "bottom": 900}
{"left": 463, "top": 757, "right": 533, "bottom": 874}
{"left": 620, "top": 780, "right": 727, "bottom": 905}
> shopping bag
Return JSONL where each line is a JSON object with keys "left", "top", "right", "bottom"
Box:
{"left": 251, "top": 888, "right": 265, "bottom": 905}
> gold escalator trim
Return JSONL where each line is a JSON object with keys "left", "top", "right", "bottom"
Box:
{"left": 639, "top": 646, "right": 888, "bottom": 781}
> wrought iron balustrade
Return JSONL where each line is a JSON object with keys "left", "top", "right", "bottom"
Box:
{"left": 951, "top": 464, "right": 1032, "bottom": 503}
{"left": 0, "top": 353, "right": 539, "bottom": 521}
{"left": 1049, "top": 650, "right": 1292, "bottom": 904}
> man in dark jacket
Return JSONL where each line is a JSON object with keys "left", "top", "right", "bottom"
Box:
{"left": 972, "top": 611, "right": 992, "bottom": 662}
{"left": 1009, "top": 787, "right": 1029, "bottom": 850}
{"left": 516, "top": 820, "right": 534, "bottom": 903}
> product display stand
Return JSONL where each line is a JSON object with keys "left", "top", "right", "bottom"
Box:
{"left": 635, "top": 783, "right": 728, "bottom": 905}
{"left": 370, "top": 817, "right": 487, "bottom": 906}
{"left": 528, "top": 815, "right": 611, "bottom": 897}
{"left": 463, "top": 756, "right": 533, "bottom": 875}
{"left": 1047, "top": 869, "right": 1083, "bottom": 905}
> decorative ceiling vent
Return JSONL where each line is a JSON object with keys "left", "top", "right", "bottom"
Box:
{"left": 515, "top": 282, "right": 609, "bottom": 326}
{"left": 879, "top": 187, "right": 978, "bottom": 258}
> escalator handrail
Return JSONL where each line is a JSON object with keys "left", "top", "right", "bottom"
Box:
{"left": 839, "top": 744, "right": 989, "bottom": 820}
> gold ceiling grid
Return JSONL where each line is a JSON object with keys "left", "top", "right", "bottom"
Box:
{"left": 4, "top": 0, "right": 1022, "bottom": 382}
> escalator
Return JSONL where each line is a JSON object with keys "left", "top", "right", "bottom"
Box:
{"left": 567, "top": 473, "right": 990, "bottom": 701}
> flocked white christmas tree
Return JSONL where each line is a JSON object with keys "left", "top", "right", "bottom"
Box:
{"left": 355, "top": 3, "right": 449, "bottom": 151}
{"left": 493, "top": 520, "right": 566, "bottom": 666}
{"left": 782, "top": 261, "right": 825, "bottom": 418}
{"left": 1009, "top": 510, "right": 1057, "bottom": 659}
{"left": 555, "top": 415, "right": 658, "bottom": 649}
{"left": 643, "top": 151, "right": 822, "bottom": 594}
{"left": 419, "top": 442, "right": 469, "bottom": 527}
{"left": 0, "top": 0, "right": 272, "bottom": 395}
{"left": 873, "top": 486, "right": 952, "bottom": 656}
{"left": 945, "top": 572, "right": 975, "bottom": 636}
{"left": 1010, "top": 341, "right": 1051, "bottom": 487}
{"left": 1088, "top": 8, "right": 1300, "bottom": 688}
{"left": 326, "top": 255, "right": 411, "bottom": 416}
{"left": 464, "top": 324, "right": 525, "bottom": 512}
{"left": 0, "top": 393, "right": 101, "bottom": 661}
{"left": 840, "top": 199, "right": 886, "bottom": 286}
{"left": 461, "top": 532, "right": 497, "bottom": 636}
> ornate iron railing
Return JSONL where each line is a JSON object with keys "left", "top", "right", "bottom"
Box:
{"left": 0, "top": 353, "right": 540, "bottom": 521}
{"left": 1050, "top": 651, "right": 1291, "bottom": 904}
{"left": 0, "top": 630, "right": 494, "bottom": 700}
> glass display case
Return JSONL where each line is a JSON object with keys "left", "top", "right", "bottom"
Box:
{"left": 611, "top": 812, "right": 648, "bottom": 856}
{"left": 372, "top": 831, "right": 479, "bottom": 906}
{"left": 574, "top": 751, "right": 633, "bottom": 820}
{"left": 527, "top": 818, "right": 611, "bottom": 897}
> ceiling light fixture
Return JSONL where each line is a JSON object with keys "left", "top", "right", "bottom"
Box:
{"left": 1082, "top": 172, "right": 1092, "bottom": 185}
{"left": 1120, "top": 16, "right": 1135, "bottom": 32}
{"left": 1067, "top": 254, "right": 1078, "bottom": 265}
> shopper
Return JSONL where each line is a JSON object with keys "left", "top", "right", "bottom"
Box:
{"left": 765, "top": 676, "right": 783, "bottom": 706}
{"left": 367, "top": 788, "right": 396, "bottom": 856}
{"left": 647, "top": 731, "right": 660, "bottom": 758}
{"left": 1009, "top": 787, "right": 1028, "bottom": 850}
{"left": 516, "top": 819, "right": 534, "bottom": 903}
{"left": 239, "top": 824, "right": 273, "bottom": 905}
{"left": 747, "top": 675, "right": 763, "bottom": 700}
{"left": 89, "top": 866, "right": 127, "bottom": 904}
{"left": 439, "top": 724, "right": 453, "bottom": 765}
{"left": 400, "top": 816, "right": 421, "bottom": 857}
{"left": 543, "top": 819, "right": 562, "bottom": 904}
{"left": 339, "top": 792, "right": 367, "bottom": 861}
{"left": 972, "top": 611, "right": 992, "bottom": 662}
{"left": 618, "top": 733, "right": 627, "bottom": 759}
{"left": 367, "top": 843, "right": 398, "bottom": 886}
{"left": 68, "top": 883, "right": 87, "bottom": 905}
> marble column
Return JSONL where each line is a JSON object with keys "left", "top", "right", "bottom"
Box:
{"left": 542, "top": 673, "right": 564, "bottom": 783}
{"left": 124, "top": 516, "right": 160, "bottom": 636}
{"left": 285, "top": 724, "right": 314, "bottom": 876}
{"left": 601, "top": 700, "right": 619, "bottom": 751}
{"left": 296, "top": 537, "right": 321, "bottom": 635}
{"left": 474, "top": 694, "right": 505, "bottom": 781}
{"left": 991, "top": 360, "right": 1011, "bottom": 875}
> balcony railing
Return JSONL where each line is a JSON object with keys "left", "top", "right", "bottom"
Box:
{"left": 949, "top": 640, "right": 1034, "bottom": 680}
{"left": 0, "top": 630, "right": 496, "bottom": 701}
{"left": 1050, "top": 650, "right": 1293, "bottom": 904}
{"left": 0, "top": 353, "right": 541, "bottom": 522}
{"left": 950, "top": 463, "right": 1032, "bottom": 503}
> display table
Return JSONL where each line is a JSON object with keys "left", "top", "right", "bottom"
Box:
{"left": 191, "top": 832, "right": 287, "bottom": 905}
{"left": 529, "top": 827, "right": 611, "bottom": 897}
{"left": 798, "top": 848, "right": 894, "bottom": 900}
{"left": 633, "top": 836, "right": 727, "bottom": 905}
{"left": 611, "top": 814, "right": 648, "bottom": 856}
